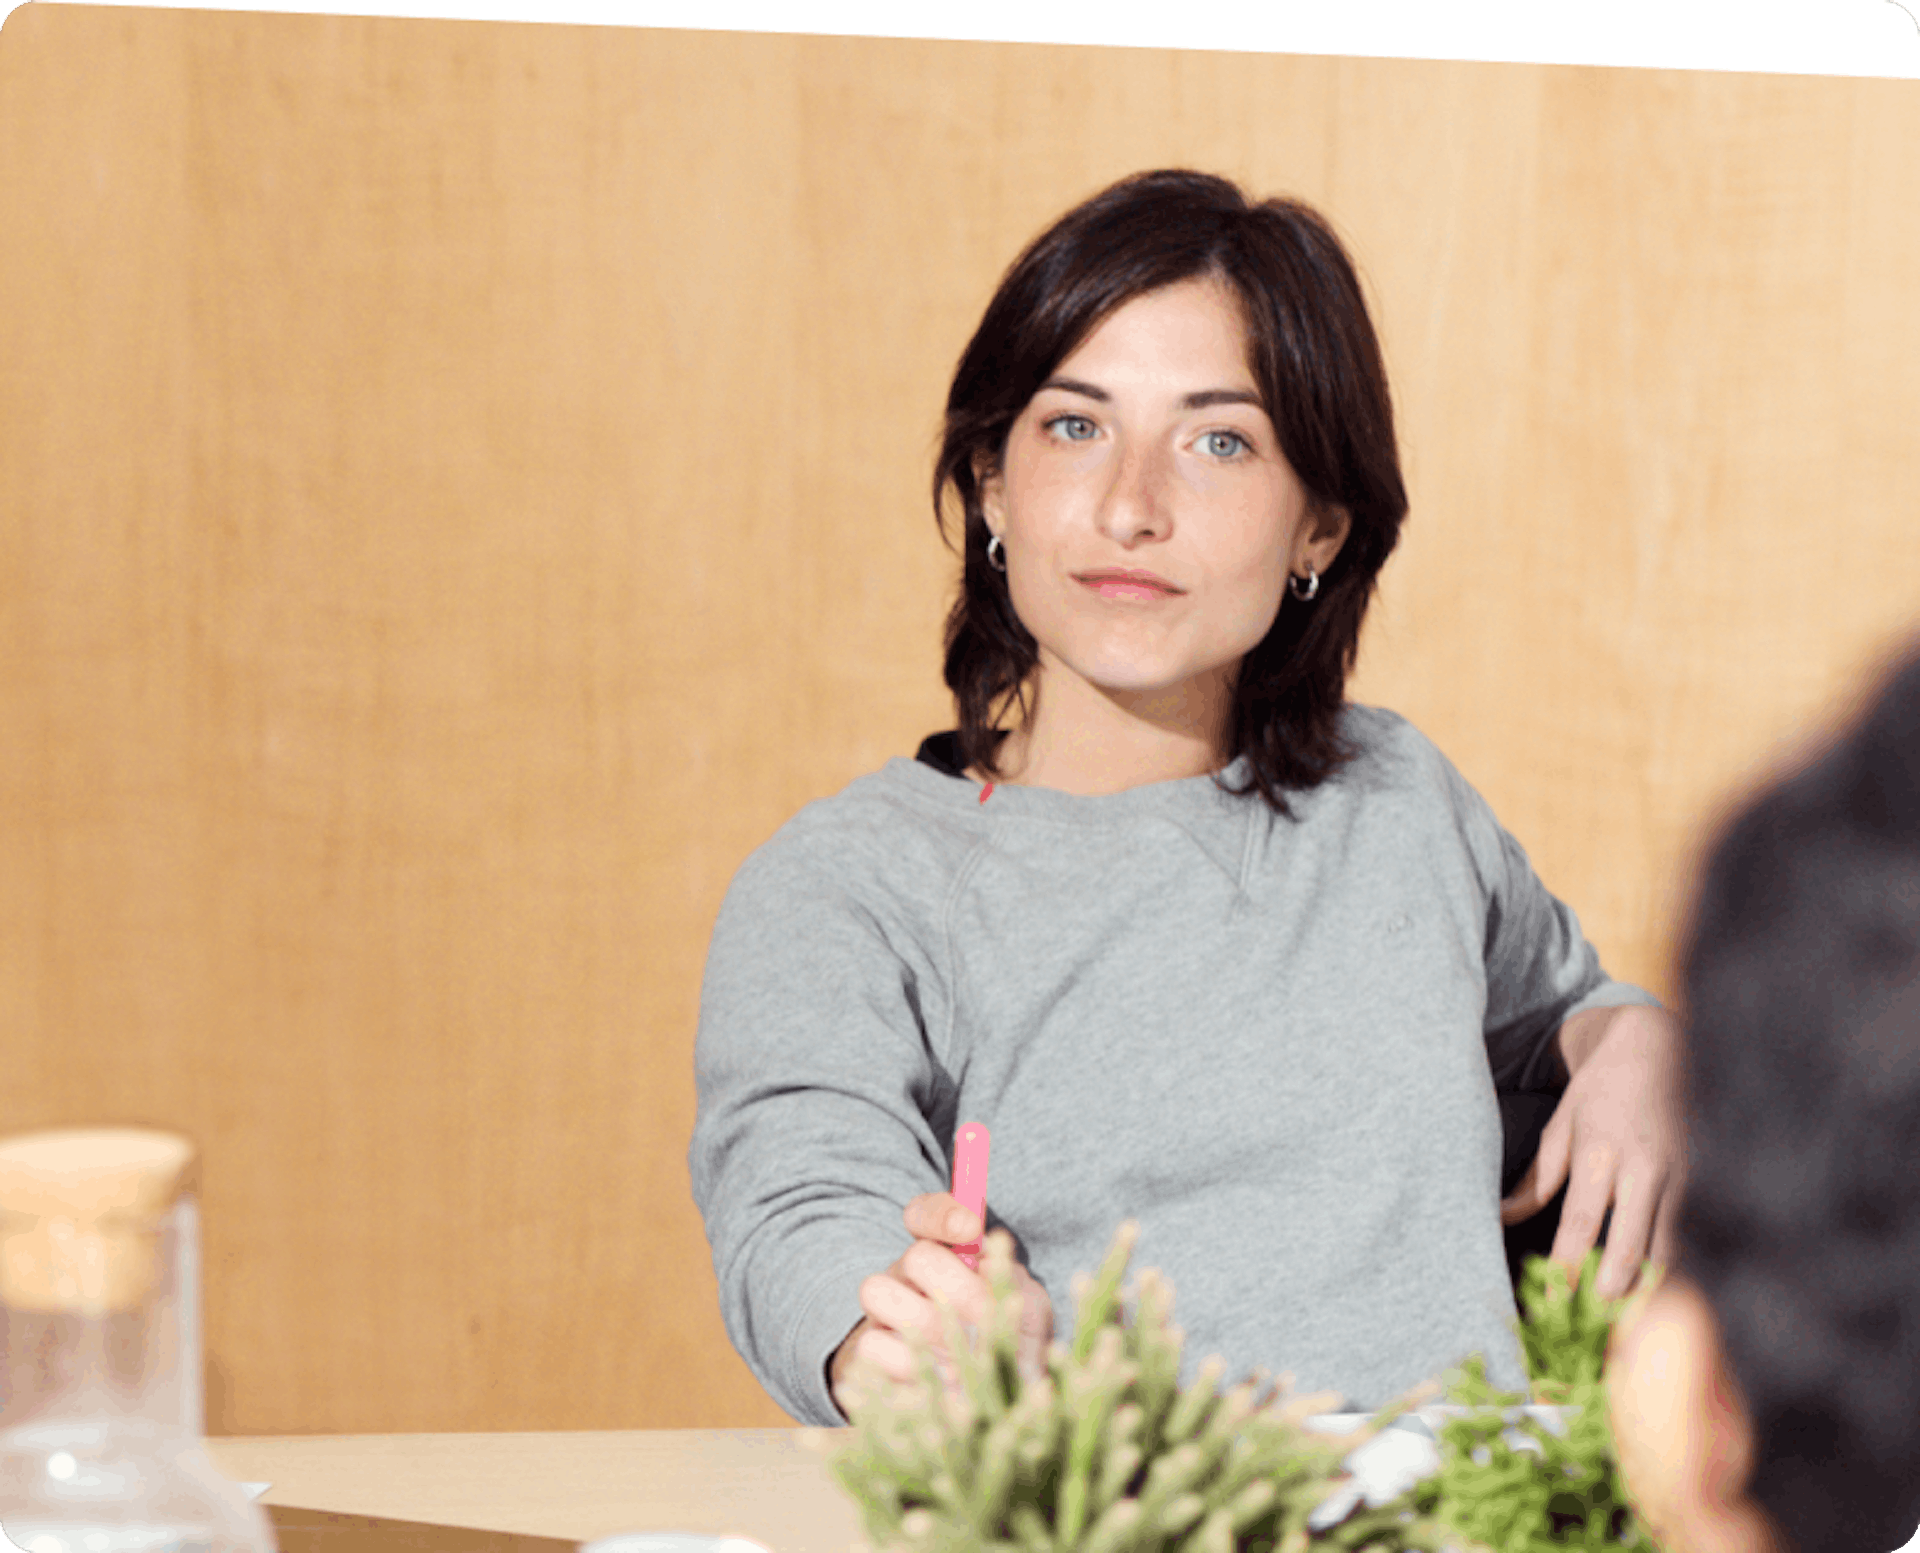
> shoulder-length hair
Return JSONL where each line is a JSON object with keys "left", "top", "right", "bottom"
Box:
{"left": 932, "top": 168, "right": 1408, "bottom": 818}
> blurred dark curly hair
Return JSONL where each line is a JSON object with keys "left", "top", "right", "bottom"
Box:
{"left": 932, "top": 169, "right": 1408, "bottom": 818}
{"left": 1679, "top": 641, "right": 1920, "bottom": 1553}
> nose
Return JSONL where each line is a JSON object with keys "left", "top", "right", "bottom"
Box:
{"left": 1095, "top": 435, "right": 1172, "bottom": 544}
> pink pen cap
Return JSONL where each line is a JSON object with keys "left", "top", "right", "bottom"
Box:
{"left": 951, "top": 1123, "right": 990, "bottom": 1270}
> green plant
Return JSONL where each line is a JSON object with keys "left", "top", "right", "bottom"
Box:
{"left": 1404, "top": 1251, "right": 1661, "bottom": 1552}
{"left": 1514, "top": 1251, "right": 1627, "bottom": 1404}
{"left": 805, "top": 1221, "right": 1453, "bottom": 1553}
{"left": 807, "top": 1231, "right": 1666, "bottom": 1553}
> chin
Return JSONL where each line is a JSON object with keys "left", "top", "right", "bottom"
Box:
{"left": 1063, "top": 647, "right": 1231, "bottom": 695}
{"left": 1047, "top": 652, "right": 1179, "bottom": 694}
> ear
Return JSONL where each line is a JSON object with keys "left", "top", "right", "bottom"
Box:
{"left": 1607, "top": 1274, "right": 1767, "bottom": 1548}
{"left": 1608, "top": 1276, "right": 1708, "bottom": 1544}
{"left": 975, "top": 454, "right": 1008, "bottom": 533}
{"left": 1303, "top": 502, "right": 1352, "bottom": 575}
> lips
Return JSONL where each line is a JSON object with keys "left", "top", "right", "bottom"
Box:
{"left": 1077, "top": 569, "right": 1182, "bottom": 594}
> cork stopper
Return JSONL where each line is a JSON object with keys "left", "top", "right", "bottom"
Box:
{"left": 0, "top": 1128, "right": 197, "bottom": 1314}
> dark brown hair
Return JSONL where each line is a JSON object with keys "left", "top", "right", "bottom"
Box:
{"left": 1677, "top": 642, "right": 1920, "bottom": 1553}
{"left": 932, "top": 168, "right": 1408, "bottom": 817}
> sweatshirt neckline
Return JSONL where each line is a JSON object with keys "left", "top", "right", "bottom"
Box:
{"left": 897, "top": 731, "right": 1256, "bottom": 825}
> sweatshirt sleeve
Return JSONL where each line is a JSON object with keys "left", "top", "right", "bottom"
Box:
{"left": 1429, "top": 742, "right": 1663, "bottom": 1096}
{"left": 686, "top": 825, "right": 957, "bottom": 1426}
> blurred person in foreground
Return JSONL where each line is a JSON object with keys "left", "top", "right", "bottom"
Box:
{"left": 1608, "top": 644, "right": 1920, "bottom": 1553}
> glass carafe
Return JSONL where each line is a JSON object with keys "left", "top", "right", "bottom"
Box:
{"left": 0, "top": 1128, "right": 274, "bottom": 1553}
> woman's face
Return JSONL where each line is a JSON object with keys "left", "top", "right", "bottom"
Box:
{"left": 981, "top": 277, "right": 1348, "bottom": 726}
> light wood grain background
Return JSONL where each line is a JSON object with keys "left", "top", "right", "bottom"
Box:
{"left": 1, "top": 4, "right": 1916, "bottom": 1433}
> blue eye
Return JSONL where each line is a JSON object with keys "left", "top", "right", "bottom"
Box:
{"left": 1046, "top": 415, "right": 1097, "bottom": 441}
{"left": 1202, "top": 431, "right": 1249, "bottom": 458}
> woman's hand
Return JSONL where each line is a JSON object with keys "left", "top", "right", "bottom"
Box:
{"left": 1499, "top": 1004, "right": 1688, "bottom": 1300}
{"left": 829, "top": 1193, "right": 1054, "bottom": 1418}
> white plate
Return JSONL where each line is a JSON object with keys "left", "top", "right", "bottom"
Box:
{"left": 1299, "top": 1407, "right": 1576, "bottom": 1531}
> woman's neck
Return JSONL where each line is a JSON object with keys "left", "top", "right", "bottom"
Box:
{"left": 984, "top": 725, "right": 1219, "bottom": 795}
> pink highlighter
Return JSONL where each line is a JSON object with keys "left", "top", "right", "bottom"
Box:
{"left": 951, "top": 1123, "right": 991, "bottom": 1270}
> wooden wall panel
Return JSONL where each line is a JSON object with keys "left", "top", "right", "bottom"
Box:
{"left": 1343, "top": 64, "right": 1920, "bottom": 992}
{"left": 1, "top": 5, "right": 1916, "bottom": 1433}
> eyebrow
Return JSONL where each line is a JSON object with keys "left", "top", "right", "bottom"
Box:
{"left": 1038, "top": 377, "right": 1266, "bottom": 412}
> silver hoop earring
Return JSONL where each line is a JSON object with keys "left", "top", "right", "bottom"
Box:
{"left": 1288, "top": 562, "right": 1319, "bottom": 602}
{"left": 986, "top": 534, "right": 1007, "bottom": 573}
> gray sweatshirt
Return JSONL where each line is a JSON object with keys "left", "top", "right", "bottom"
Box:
{"left": 688, "top": 704, "right": 1659, "bottom": 1426}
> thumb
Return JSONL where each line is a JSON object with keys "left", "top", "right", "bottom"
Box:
{"left": 942, "top": 1195, "right": 982, "bottom": 1243}
{"left": 1502, "top": 1103, "right": 1573, "bottom": 1223}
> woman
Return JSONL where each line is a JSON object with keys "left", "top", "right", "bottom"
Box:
{"left": 687, "top": 169, "right": 1685, "bottom": 1428}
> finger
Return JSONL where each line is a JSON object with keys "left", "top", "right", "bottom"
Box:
{"left": 1012, "top": 1266, "right": 1053, "bottom": 1336}
{"left": 1015, "top": 1273, "right": 1053, "bottom": 1361}
{"left": 854, "top": 1276, "right": 966, "bottom": 1384}
{"left": 1592, "top": 1167, "right": 1662, "bottom": 1300}
{"left": 905, "top": 1192, "right": 979, "bottom": 1246}
{"left": 902, "top": 1239, "right": 993, "bottom": 1328}
{"left": 1548, "top": 1142, "right": 1621, "bottom": 1276}
{"left": 858, "top": 1271, "right": 931, "bottom": 1336}
{"left": 999, "top": 1262, "right": 1052, "bottom": 1376}
{"left": 1646, "top": 1177, "right": 1683, "bottom": 1274}
{"left": 1502, "top": 1098, "right": 1574, "bottom": 1222}
{"left": 873, "top": 1254, "right": 988, "bottom": 1382}
{"left": 854, "top": 1326, "right": 963, "bottom": 1397}
{"left": 1498, "top": 1154, "right": 1541, "bottom": 1225}
{"left": 1500, "top": 1152, "right": 1563, "bottom": 1225}
{"left": 839, "top": 1325, "right": 925, "bottom": 1391}
{"left": 860, "top": 1267, "right": 971, "bottom": 1358}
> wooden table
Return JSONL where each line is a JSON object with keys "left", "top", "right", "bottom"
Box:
{"left": 205, "top": 1431, "right": 868, "bottom": 1553}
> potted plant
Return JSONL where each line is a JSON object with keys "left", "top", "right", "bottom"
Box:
{"left": 806, "top": 1223, "right": 1663, "bottom": 1553}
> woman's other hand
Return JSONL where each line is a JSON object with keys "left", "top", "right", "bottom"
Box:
{"left": 829, "top": 1193, "right": 1054, "bottom": 1418}
{"left": 1500, "top": 1003, "right": 1688, "bottom": 1300}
